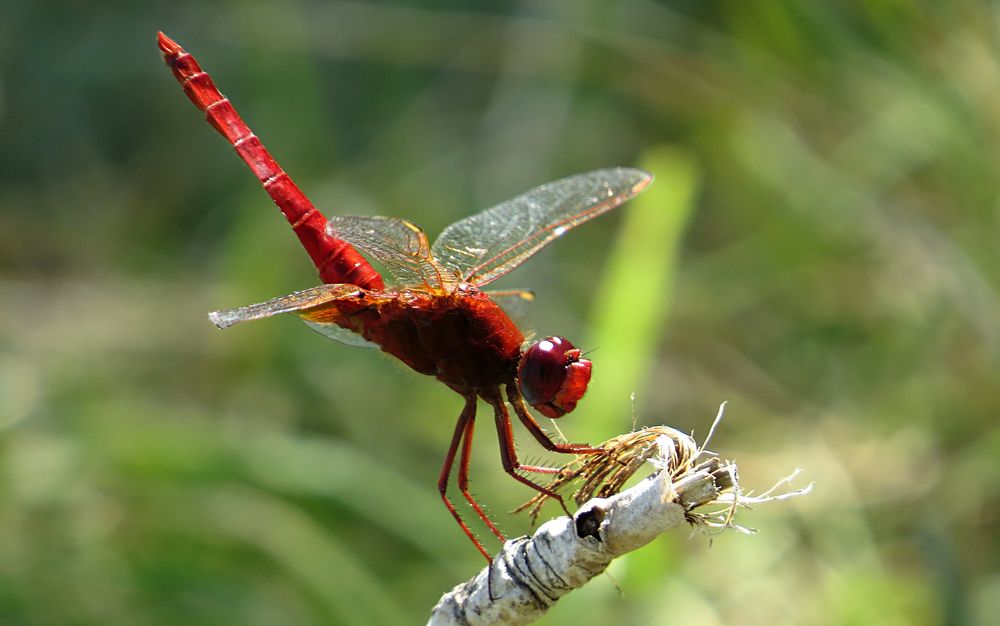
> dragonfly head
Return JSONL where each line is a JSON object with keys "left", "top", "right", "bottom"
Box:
{"left": 517, "top": 336, "right": 592, "bottom": 418}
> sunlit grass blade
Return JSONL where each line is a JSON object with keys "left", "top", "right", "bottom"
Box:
{"left": 580, "top": 145, "right": 700, "bottom": 441}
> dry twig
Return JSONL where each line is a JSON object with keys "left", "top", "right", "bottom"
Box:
{"left": 427, "top": 406, "right": 811, "bottom": 626}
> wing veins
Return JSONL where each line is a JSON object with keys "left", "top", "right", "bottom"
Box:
{"left": 208, "top": 284, "right": 364, "bottom": 328}
{"left": 463, "top": 192, "right": 627, "bottom": 284}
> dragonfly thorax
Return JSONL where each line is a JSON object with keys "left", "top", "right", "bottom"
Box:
{"left": 517, "top": 336, "right": 592, "bottom": 418}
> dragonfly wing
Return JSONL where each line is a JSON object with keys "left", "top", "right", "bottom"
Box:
{"left": 485, "top": 288, "right": 535, "bottom": 328}
{"left": 431, "top": 168, "right": 652, "bottom": 286}
{"left": 302, "top": 319, "right": 378, "bottom": 348}
{"left": 209, "top": 284, "right": 363, "bottom": 328}
{"left": 209, "top": 283, "right": 383, "bottom": 349}
{"left": 485, "top": 288, "right": 536, "bottom": 340}
{"left": 328, "top": 216, "right": 454, "bottom": 291}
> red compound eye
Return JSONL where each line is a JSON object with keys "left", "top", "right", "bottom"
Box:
{"left": 517, "top": 336, "right": 593, "bottom": 418}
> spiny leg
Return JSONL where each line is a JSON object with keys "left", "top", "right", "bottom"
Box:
{"left": 438, "top": 395, "right": 492, "bottom": 560}
{"left": 486, "top": 395, "right": 574, "bottom": 516}
{"left": 507, "top": 383, "right": 602, "bottom": 455}
{"left": 457, "top": 403, "right": 506, "bottom": 544}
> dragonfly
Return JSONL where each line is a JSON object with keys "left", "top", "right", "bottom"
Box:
{"left": 158, "top": 32, "right": 652, "bottom": 560}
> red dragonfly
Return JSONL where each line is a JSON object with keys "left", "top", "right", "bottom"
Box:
{"left": 158, "top": 32, "right": 652, "bottom": 559}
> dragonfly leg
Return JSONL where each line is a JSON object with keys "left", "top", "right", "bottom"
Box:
{"left": 486, "top": 395, "right": 574, "bottom": 516}
{"left": 507, "top": 384, "right": 602, "bottom": 455}
{"left": 457, "top": 401, "right": 506, "bottom": 544}
{"left": 438, "top": 395, "right": 494, "bottom": 561}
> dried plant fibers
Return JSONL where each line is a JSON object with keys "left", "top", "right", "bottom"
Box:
{"left": 428, "top": 406, "right": 811, "bottom": 626}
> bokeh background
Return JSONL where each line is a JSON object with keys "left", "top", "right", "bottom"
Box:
{"left": 2, "top": 1, "right": 998, "bottom": 624}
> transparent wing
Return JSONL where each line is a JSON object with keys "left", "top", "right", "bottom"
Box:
{"left": 208, "top": 284, "right": 364, "bottom": 328}
{"left": 485, "top": 289, "right": 535, "bottom": 328}
{"left": 302, "top": 319, "right": 378, "bottom": 348}
{"left": 431, "top": 168, "right": 653, "bottom": 286}
{"left": 208, "top": 283, "right": 382, "bottom": 349}
{"left": 328, "top": 215, "right": 455, "bottom": 291}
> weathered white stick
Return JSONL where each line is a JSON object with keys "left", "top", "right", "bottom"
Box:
{"left": 429, "top": 462, "right": 725, "bottom": 625}
{"left": 427, "top": 427, "right": 810, "bottom": 626}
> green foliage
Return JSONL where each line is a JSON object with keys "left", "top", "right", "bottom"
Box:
{"left": 1, "top": 1, "right": 998, "bottom": 624}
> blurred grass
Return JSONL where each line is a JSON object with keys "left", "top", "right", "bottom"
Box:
{"left": 2, "top": 1, "right": 999, "bottom": 625}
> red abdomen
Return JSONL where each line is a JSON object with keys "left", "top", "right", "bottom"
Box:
{"left": 158, "top": 32, "right": 383, "bottom": 290}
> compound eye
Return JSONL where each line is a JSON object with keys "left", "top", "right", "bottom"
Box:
{"left": 518, "top": 336, "right": 592, "bottom": 418}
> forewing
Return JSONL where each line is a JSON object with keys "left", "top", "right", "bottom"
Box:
{"left": 208, "top": 284, "right": 364, "bottom": 328}
{"left": 431, "top": 168, "right": 652, "bottom": 286}
{"left": 209, "top": 284, "right": 381, "bottom": 349}
{"left": 328, "top": 216, "right": 454, "bottom": 291}
{"left": 485, "top": 289, "right": 535, "bottom": 330}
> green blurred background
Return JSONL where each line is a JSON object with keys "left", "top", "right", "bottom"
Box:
{"left": 2, "top": 1, "right": 998, "bottom": 624}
